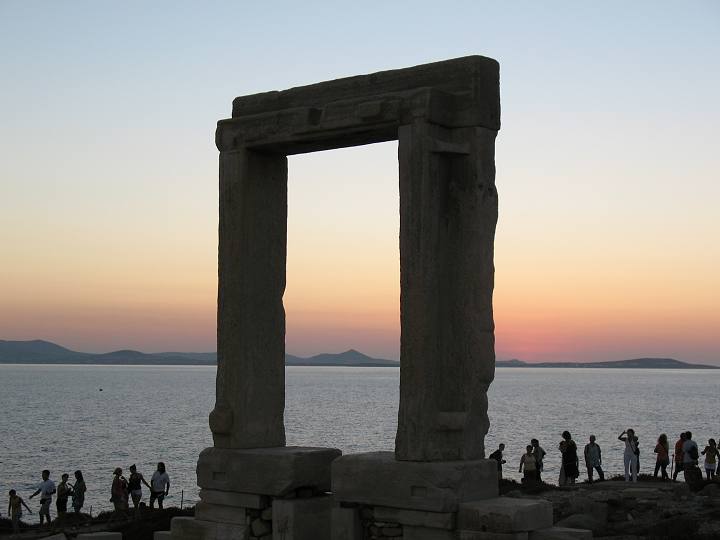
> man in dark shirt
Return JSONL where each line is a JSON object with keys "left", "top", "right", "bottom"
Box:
{"left": 489, "top": 443, "right": 507, "bottom": 480}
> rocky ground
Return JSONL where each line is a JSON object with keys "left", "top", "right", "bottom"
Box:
{"left": 3, "top": 477, "right": 719, "bottom": 539}
{"left": 0, "top": 506, "right": 193, "bottom": 540}
{"left": 501, "top": 474, "right": 720, "bottom": 539}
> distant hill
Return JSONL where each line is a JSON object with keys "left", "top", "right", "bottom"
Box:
{"left": 496, "top": 357, "right": 719, "bottom": 369}
{"left": 0, "top": 340, "right": 716, "bottom": 369}
{"left": 0, "top": 340, "right": 397, "bottom": 367}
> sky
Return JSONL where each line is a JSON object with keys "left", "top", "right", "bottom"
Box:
{"left": 1, "top": 1, "right": 718, "bottom": 363}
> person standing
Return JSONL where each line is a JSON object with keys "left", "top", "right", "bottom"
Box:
{"left": 584, "top": 435, "right": 604, "bottom": 482}
{"left": 519, "top": 445, "right": 537, "bottom": 484}
{"left": 488, "top": 444, "right": 507, "bottom": 481}
{"left": 29, "top": 469, "right": 56, "bottom": 527}
{"left": 111, "top": 467, "right": 129, "bottom": 516}
{"left": 56, "top": 473, "right": 71, "bottom": 518}
{"left": 71, "top": 470, "right": 86, "bottom": 514}
{"left": 531, "top": 439, "right": 547, "bottom": 482}
{"left": 701, "top": 438, "right": 719, "bottom": 480}
{"left": 654, "top": 434, "right": 670, "bottom": 480}
{"left": 8, "top": 489, "right": 32, "bottom": 534}
{"left": 559, "top": 431, "right": 579, "bottom": 485}
{"left": 149, "top": 462, "right": 171, "bottom": 509}
{"left": 682, "top": 431, "right": 700, "bottom": 483}
{"left": 618, "top": 429, "right": 638, "bottom": 482}
{"left": 128, "top": 464, "right": 151, "bottom": 518}
{"left": 672, "top": 432, "right": 687, "bottom": 480}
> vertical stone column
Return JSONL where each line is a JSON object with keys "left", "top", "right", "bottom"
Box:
{"left": 209, "top": 147, "right": 288, "bottom": 449}
{"left": 396, "top": 121, "right": 498, "bottom": 461}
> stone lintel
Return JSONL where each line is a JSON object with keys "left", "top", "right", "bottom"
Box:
{"left": 218, "top": 56, "right": 499, "bottom": 155}
{"left": 232, "top": 56, "right": 498, "bottom": 122}
{"left": 331, "top": 452, "right": 498, "bottom": 513}
{"left": 457, "top": 498, "right": 553, "bottom": 533}
{"left": 197, "top": 446, "right": 341, "bottom": 496}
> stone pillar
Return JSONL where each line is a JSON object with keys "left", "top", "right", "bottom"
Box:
{"left": 396, "top": 121, "right": 498, "bottom": 461}
{"left": 209, "top": 147, "right": 288, "bottom": 449}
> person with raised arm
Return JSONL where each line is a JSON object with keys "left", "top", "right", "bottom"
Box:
{"left": 28, "top": 469, "right": 56, "bottom": 527}
{"left": 618, "top": 429, "right": 639, "bottom": 482}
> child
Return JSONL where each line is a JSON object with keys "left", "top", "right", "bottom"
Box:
{"left": 702, "top": 438, "right": 720, "bottom": 479}
{"left": 519, "top": 445, "right": 537, "bottom": 483}
{"left": 8, "top": 489, "right": 32, "bottom": 534}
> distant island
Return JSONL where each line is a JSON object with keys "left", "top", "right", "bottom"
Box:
{"left": 0, "top": 340, "right": 717, "bottom": 369}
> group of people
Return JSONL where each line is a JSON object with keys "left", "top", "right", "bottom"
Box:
{"left": 3, "top": 462, "right": 170, "bottom": 533}
{"left": 489, "top": 429, "right": 720, "bottom": 486}
{"left": 110, "top": 462, "right": 171, "bottom": 519}
{"left": 6, "top": 469, "right": 87, "bottom": 532}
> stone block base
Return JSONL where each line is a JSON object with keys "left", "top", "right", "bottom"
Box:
{"left": 458, "top": 498, "right": 553, "bottom": 533}
{"left": 197, "top": 446, "right": 341, "bottom": 496}
{"left": 272, "top": 495, "right": 332, "bottom": 539}
{"left": 170, "top": 516, "right": 249, "bottom": 540}
{"left": 529, "top": 527, "right": 593, "bottom": 539}
{"left": 154, "top": 533, "right": 172, "bottom": 540}
{"left": 332, "top": 451, "right": 498, "bottom": 512}
{"left": 76, "top": 534, "right": 123, "bottom": 540}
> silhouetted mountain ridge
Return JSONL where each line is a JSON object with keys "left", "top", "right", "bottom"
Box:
{"left": 0, "top": 340, "right": 716, "bottom": 368}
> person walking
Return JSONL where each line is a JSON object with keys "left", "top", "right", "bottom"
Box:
{"left": 531, "top": 439, "right": 547, "bottom": 482}
{"left": 559, "top": 431, "right": 579, "bottom": 485}
{"left": 701, "top": 438, "right": 719, "bottom": 480}
{"left": 519, "top": 445, "right": 537, "bottom": 484}
{"left": 128, "top": 464, "right": 151, "bottom": 518}
{"left": 654, "top": 434, "right": 670, "bottom": 480}
{"left": 672, "top": 432, "right": 687, "bottom": 480}
{"left": 70, "top": 470, "right": 87, "bottom": 514}
{"left": 618, "top": 429, "right": 639, "bottom": 482}
{"left": 584, "top": 435, "right": 604, "bottom": 482}
{"left": 488, "top": 444, "right": 507, "bottom": 481}
{"left": 28, "top": 469, "right": 56, "bottom": 527}
{"left": 8, "top": 489, "right": 32, "bottom": 534}
{"left": 56, "top": 473, "right": 71, "bottom": 518}
{"left": 149, "top": 462, "right": 171, "bottom": 509}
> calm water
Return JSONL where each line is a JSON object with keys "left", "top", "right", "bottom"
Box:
{"left": 2, "top": 365, "right": 719, "bottom": 522}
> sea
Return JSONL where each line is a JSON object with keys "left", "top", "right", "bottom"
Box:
{"left": 1, "top": 364, "right": 718, "bottom": 522}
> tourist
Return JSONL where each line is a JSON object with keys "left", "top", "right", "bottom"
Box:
{"left": 618, "top": 429, "right": 639, "bottom": 482}
{"left": 672, "top": 432, "right": 687, "bottom": 480}
{"left": 519, "top": 445, "right": 537, "bottom": 483}
{"left": 488, "top": 444, "right": 507, "bottom": 481}
{"left": 28, "top": 469, "right": 56, "bottom": 527}
{"left": 559, "top": 431, "right": 579, "bottom": 485}
{"left": 128, "top": 464, "right": 151, "bottom": 517}
{"left": 71, "top": 470, "right": 86, "bottom": 513}
{"left": 531, "top": 438, "right": 547, "bottom": 482}
{"left": 701, "top": 438, "right": 719, "bottom": 480}
{"left": 584, "top": 435, "right": 604, "bottom": 482}
{"left": 110, "top": 467, "right": 129, "bottom": 515}
{"left": 654, "top": 434, "right": 670, "bottom": 480}
{"left": 149, "top": 462, "right": 171, "bottom": 509}
{"left": 56, "top": 473, "right": 71, "bottom": 517}
{"left": 682, "top": 431, "right": 700, "bottom": 482}
{"left": 8, "top": 489, "right": 32, "bottom": 534}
